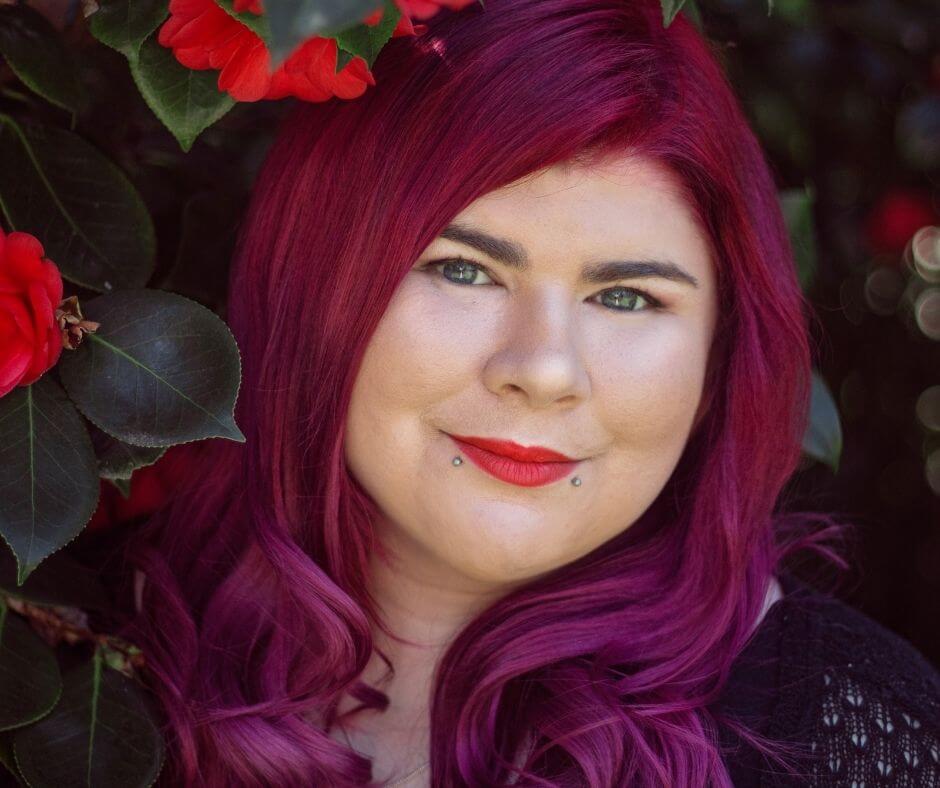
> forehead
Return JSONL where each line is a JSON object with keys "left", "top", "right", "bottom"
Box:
{"left": 467, "top": 153, "right": 691, "bottom": 221}
{"left": 446, "top": 154, "right": 713, "bottom": 277}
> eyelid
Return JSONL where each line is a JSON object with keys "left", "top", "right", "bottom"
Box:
{"left": 422, "top": 256, "right": 667, "bottom": 310}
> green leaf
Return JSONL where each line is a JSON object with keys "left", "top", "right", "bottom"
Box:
{"left": 13, "top": 647, "right": 165, "bottom": 788}
{"left": 57, "top": 289, "right": 246, "bottom": 447}
{"left": 93, "top": 430, "right": 167, "bottom": 482}
{"left": 0, "top": 375, "right": 99, "bottom": 587}
{"left": 158, "top": 188, "right": 247, "bottom": 307}
{"left": 91, "top": 0, "right": 233, "bottom": 151}
{"left": 0, "top": 550, "right": 112, "bottom": 613}
{"left": 129, "top": 30, "right": 236, "bottom": 153}
{"left": 0, "top": 600, "right": 62, "bottom": 732}
{"left": 779, "top": 184, "right": 818, "bottom": 293}
{"left": 334, "top": 0, "right": 401, "bottom": 72}
{"left": 660, "top": 0, "right": 689, "bottom": 27}
{"left": 0, "top": 4, "right": 88, "bottom": 118}
{"left": 108, "top": 477, "right": 132, "bottom": 498}
{"left": 336, "top": 48, "right": 355, "bottom": 73}
{"left": 0, "top": 115, "right": 156, "bottom": 293}
{"left": 214, "top": 0, "right": 270, "bottom": 42}
{"left": 87, "top": 0, "right": 169, "bottom": 61}
{"left": 802, "top": 370, "right": 842, "bottom": 473}
{"left": 261, "top": 0, "right": 382, "bottom": 69}
{"left": 680, "top": 0, "right": 704, "bottom": 33}
{"left": 0, "top": 729, "right": 27, "bottom": 785}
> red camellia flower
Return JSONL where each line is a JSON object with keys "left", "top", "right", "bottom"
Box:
{"left": 394, "top": 0, "right": 479, "bottom": 19}
{"left": 865, "top": 188, "right": 940, "bottom": 255}
{"left": 158, "top": 0, "right": 451, "bottom": 103}
{"left": 0, "top": 225, "right": 64, "bottom": 399}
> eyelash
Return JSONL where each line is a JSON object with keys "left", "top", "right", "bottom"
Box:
{"left": 420, "top": 257, "right": 666, "bottom": 313}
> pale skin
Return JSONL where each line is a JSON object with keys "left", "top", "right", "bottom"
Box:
{"left": 337, "top": 153, "right": 784, "bottom": 786}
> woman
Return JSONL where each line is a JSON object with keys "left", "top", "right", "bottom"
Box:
{"left": 123, "top": 0, "right": 940, "bottom": 785}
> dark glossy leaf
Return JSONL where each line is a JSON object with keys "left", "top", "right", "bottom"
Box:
{"left": 660, "top": 0, "right": 688, "bottom": 27}
{"left": 0, "top": 599, "right": 62, "bottom": 730}
{"left": 780, "top": 185, "right": 817, "bottom": 293}
{"left": 91, "top": 427, "right": 167, "bottom": 482}
{"left": 262, "top": 0, "right": 381, "bottom": 68}
{"left": 0, "top": 5, "right": 88, "bottom": 116}
{"left": 0, "top": 550, "right": 112, "bottom": 611}
{"left": 158, "top": 188, "right": 247, "bottom": 308}
{"left": 57, "top": 289, "right": 245, "bottom": 447}
{"left": 0, "top": 550, "right": 112, "bottom": 612}
{"left": 108, "top": 477, "right": 132, "bottom": 498}
{"left": 129, "top": 30, "right": 236, "bottom": 153}
{"left": 0, "top": 375, "right": 99, "bottom": 587}
{"left": 87, "top": 0, "right": 169, "bottom": 60}
{"left": 0, "top": 729, "right": 25, "bottom": 785}
{"left": 0, "top": 115, "right": 155, "bottom": 292}
{"left": 334, "top": 0, "right": 400, "bottom": 71}
{"left": 13, "top": 648, "right": 164, "bottom": 788}
{"left": 802, "top": 370, "right": 842, "bottom": 473}
{"left": 0, "top": 601, "right": 61, "bottom": 732}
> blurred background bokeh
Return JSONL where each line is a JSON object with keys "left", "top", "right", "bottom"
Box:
{"left": 694, "top": 0, "right": 939, "bottom": 664}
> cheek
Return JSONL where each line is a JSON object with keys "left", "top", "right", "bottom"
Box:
{"left": 361, "top": 275, "right": 499, "bottom": 406}
{"left": 588, "top": 316, "right": 710, "bottom": 445}
{"left": 345, "top": 277, "right": 492, "bottom": 475}
{"left": 354, "top": 281, "right": 469, "bottom": 410}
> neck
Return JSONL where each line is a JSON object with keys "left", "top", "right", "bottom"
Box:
{"left": 332, "top": 522, "right": 514, "bottom": 780}
{"left": 333, "top": 522, "right": 782, "bottom": 782}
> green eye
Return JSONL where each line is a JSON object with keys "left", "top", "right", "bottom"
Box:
{"left": 429, "top": 258, "right": 495, "bottom": 286}
{"left": 596, "top": 287, "right": 658, "bottom": 312}
{"left": 422, "top": 258, "right": 664, "bottom": 312}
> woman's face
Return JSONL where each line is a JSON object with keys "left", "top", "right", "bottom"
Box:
{"left": 344, "top": 154, "right": 718, "bottom": 589}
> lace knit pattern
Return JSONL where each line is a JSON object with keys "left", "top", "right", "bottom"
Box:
{"left": 758, "top": 580, "right": 940, "bottom": 787}
{"left": 809, "top": 668, "right": 939, "bottom": 785}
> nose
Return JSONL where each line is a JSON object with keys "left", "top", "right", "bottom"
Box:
{"left": 481, "top": 288, "right": 591, "bottom": 409}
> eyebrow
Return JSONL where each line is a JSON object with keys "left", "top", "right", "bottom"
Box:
{"left": 439, "top": 222, "right": 700, "bottom": 288}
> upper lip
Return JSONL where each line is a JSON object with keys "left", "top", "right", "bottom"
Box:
{"left": 446, "top": 433, "right": 580, "bottom": 463}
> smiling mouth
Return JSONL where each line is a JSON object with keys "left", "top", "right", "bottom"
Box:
{"left": 444, "top": 433, "right": 579, "bottom": 462}
{"left": 445, "top": 433, "right": 582, "bottom": 488}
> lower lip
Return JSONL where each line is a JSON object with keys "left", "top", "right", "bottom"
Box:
{"left": 447, "top": 436, "right": 581, "bottom": 488}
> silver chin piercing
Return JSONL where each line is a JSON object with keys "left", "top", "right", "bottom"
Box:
{"left": 451, "top": 455, "right": 582, "bottom": 486}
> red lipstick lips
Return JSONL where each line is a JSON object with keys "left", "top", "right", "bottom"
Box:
{"left": 446, "top": 433, "right": 582, "bottom": 487}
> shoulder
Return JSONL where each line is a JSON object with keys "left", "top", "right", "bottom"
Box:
{"left": 777, "top": 575, "right": 940, "bottom": 704}
{"left": 750, "top": 574, "right": 940, "bottom": 786}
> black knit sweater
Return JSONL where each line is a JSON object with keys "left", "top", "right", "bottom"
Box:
{"left": 715, "top": 572, "right": 940, "bottom": 786}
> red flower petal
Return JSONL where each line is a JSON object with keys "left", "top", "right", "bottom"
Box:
{"left": 19, "top": 282, "right": 61, "bottom": 384}
{"left": 0, "top": 228, "right": 64, "bottom": 397}
{"left": 217, "top": 36, "right": 272, "bottom": 101}
{"left": 157, "top": 0, "right": 390, "bottom": 104}
{"left": 364, "top": 4, "right": 419, "bottom": 37}
{"left": 41, "top": 258, "right": 63, "bottom": 307}
{"left": 160, "top": 6, "right": 227, "bottom": 49}
{"left": 4, "top": 232, "right": 46, "bottom": 286}
{"left": 395, "top": 0, "right": 477, "bottom": 20}
{"left": 334, "top": 56, "right": 376, "bottom": 96}
{"left": 0, "top": 345, "right": 32, "bottom": 398}
{"left": 0, "top": 292, "right": 36, "bottom": 342}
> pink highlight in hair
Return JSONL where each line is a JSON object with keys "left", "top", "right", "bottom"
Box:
{"left": 120, "top": 1, "right": 853, "bottom": 784}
